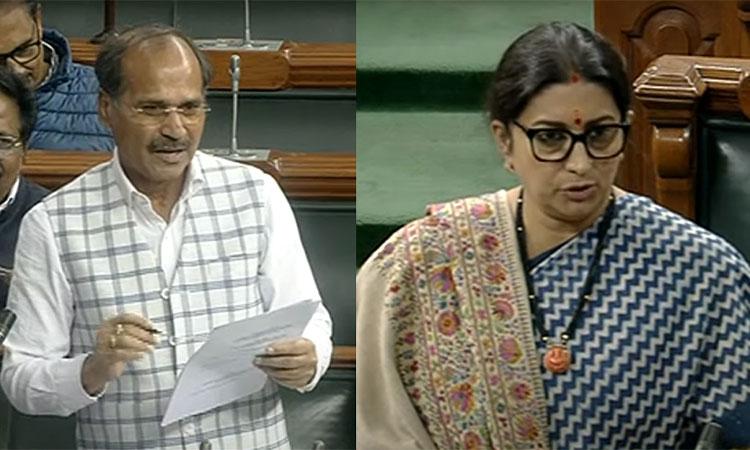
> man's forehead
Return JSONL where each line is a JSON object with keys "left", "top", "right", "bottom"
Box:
{"left": 0, "top": 4, "right": 35, "bottom": 52}
{"left": 118, "top": 37, "right": 203, "bottom": 100}
{"left": 123, "top": 35, "right": 194, "bottom": 64}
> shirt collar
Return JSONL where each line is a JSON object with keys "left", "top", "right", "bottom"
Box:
{"left": 37, "top": 40, "right": 59, "bottom": 89}
{"left": 0, "top": 177, "right": 21, "bottom": 215}
{"left": 112, "top": 148, "right": 205, "bottom": 209}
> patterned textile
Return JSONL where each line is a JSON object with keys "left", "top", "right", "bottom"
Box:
{"left": 534, "top": 193, "right": 750, "bottom": 449}
{"left": 372, "top": 192, "right": 550, "bottom": 449}
{"left": 43, "top": 152, "right": 288, "bottom": 449}
{"left": 370, "top": 190, "right": 749, "bottom": 449}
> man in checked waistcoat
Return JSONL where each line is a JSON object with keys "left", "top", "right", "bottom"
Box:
{"left": 0, "top": 23, "right": 333, "bottom": 450}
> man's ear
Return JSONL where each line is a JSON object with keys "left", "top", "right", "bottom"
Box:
{"left": 490, "top": 119, "right": 515, "bottom": 173}
{"left": 98, "top": 90, "right": 113, "bottom": 130}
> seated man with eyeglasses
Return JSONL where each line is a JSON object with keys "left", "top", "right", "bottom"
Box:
{"left": 0, "top": 66, "right": 48, "bottom": 449}
{"left": 0, "top": 0, "right": 114, "bottom": 150}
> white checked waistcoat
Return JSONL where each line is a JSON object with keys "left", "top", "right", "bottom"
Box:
{"left": 43, "top": 152, "right": 290, "bottom": 450}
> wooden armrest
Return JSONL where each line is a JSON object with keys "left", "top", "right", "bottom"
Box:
{"left": 331, "top": 346, "right": 355, "bottom": 370}
{"left": 69, "top": 38, "right": 356, "bottom": 90}
{"left": 21, "top": 149, "right": 355, "bottom": 201}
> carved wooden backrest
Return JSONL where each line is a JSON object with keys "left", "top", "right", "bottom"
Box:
{"left": 595, "top": 0, "right": 750, "bottom": 205}
{"left": 633, "top": 55, "right": 750, "bottom": 218}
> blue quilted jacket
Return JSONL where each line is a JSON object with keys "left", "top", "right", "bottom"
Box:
{"left": 30, "top": 29, "right": 114, "bottom": 151}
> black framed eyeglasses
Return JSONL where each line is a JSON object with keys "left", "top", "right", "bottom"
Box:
{"left": 0, "top": 24, "right": 42, "bottom": 67}
{"left": 512, "top": 120, "right": 630, "bottom": 162}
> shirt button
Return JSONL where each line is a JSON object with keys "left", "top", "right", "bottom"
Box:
{"left": 199, "top": 440, "right": 212, "bottom": 450}
{"left": 160, "top": 288, "right": 170, "bottom": 300}
{"left": 181, "top": 423, "right": 195, "bottom": 436}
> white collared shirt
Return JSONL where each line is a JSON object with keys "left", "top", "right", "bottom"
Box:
{"left": 0, "top": 177, "right": 20, "bottom": 215}
{"left": 2, "top": 150, "right": 332, "bottom": 417}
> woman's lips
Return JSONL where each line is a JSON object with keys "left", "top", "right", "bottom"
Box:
{"left": 561, "top": 183, "right": 596, "bottom": 201}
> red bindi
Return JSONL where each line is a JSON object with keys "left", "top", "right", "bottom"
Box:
{"left": 570, "top": 72, "right": 580, "bottom": 83}
{"left": 573, "top": 109, "right": 582, "bottom": 126}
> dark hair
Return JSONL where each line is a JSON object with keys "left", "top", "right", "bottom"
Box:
{"left": 22, "top": 0, "right": 37, "bottom": 15}
{"left": 485, "top": 22, "right": 630, "bottom": 124}
{"left": 0, "top": 0, "right": 38, "bottom": 16}
{"left": 95, "top": 23, "right": 213, "bottom": 98}
{"left": 0, "top": 66, "right": 37, "bottom": 146}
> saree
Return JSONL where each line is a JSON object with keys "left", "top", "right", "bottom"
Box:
{"left": 356, "top": 189, "right": 750, "bottom": 450}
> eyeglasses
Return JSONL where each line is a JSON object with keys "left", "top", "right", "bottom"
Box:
{"left": 119, "top": 102, "right": 212, "bottom": 126}
{"left": 0, "top": 136, "right": 23, "bottom": 157}
{"left": 0, "top": 24, "right": 42, "bottom": 67}
{"left": 512, "top": 120, "right": 630, "bottom": 162}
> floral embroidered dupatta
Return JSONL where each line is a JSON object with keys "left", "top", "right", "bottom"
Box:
{"left": 357, "top": 190, "right": 551, "bottom": 450}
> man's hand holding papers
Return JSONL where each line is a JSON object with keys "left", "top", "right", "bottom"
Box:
{"left": 161, "top": 300, "right": 320, "bottom": 426}
{"left": 253, "top": 337, "right": 317, "bottom": 389}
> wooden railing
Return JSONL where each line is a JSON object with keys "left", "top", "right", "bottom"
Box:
{"left": 331, "top": 346, "right": 355, "bottom": 370}
{"left": 22, "top": 150, "right": 355, "bottom": 201}
{"left": 69, "top": 38, "right": 356, "bottom": 90}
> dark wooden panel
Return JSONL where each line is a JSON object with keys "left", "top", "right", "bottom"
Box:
{"left": 68, "top": 38, "right": 356, "bottom": 90}
{"left": 21, "top": 150, "right": 355, "bottom": 201}
{"left": 595, "top": 0, "right": 742, "bottom": 198}
{"left": 633, "top": 54, "right": 750, "bottom": 218}
{"left": 331, "top": 346, "right": 355, "bottom": 369}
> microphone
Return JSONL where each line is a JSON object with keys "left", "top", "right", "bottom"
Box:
{"left": 231, "top": 54, "right": 241, "bottom": 89}
{"left": 243, "top": 0, "right": 252, "bottom": 46}
{"left": 0, "top": 309, "right": 16, "bottom": 346}
{"left": 230, "top": 54, "right": 241, "bottom": 154}
{"left": 695, "top": 422, "right": 722, "bottom": 449}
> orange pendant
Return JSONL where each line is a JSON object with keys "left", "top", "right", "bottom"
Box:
{"left": 543, "top": 344, "right": 571, "bottom": 374}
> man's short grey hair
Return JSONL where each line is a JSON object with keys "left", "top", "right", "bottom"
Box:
{"left": 95, "top": 23, "right": 213, "bottom": 98}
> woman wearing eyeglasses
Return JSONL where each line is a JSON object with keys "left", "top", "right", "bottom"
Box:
{"left": 356, "top": 22, "right": 750, "bottom": 450}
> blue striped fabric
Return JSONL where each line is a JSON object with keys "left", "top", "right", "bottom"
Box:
{"left": 530, "top": 194, "right": 750, "bottom": 449}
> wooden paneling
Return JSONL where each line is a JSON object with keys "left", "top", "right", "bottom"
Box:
{"left": 595, "top": 1, "right": 741, "bottom": 199}
{"left": 331, "top": 345, "right": 355, "bottom": 370}
{"left": 68, "top": 38, "right": 356, "bottom": 90}
{"left": 633, "top": 55, "right": 750, "bottom": 218}
{"left": 286, "top": 42, "right": 356, "bottom": 88}
{"left": 22, "top": 150, "right": 355, "bottom": 201}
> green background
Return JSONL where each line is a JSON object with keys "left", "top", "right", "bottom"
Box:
{"left": 356, "top": 0, "right": 594, "bottom": 265}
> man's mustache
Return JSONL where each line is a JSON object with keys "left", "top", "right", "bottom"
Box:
{"left": 148, "top": 140, "right": 191, "bottom": 152}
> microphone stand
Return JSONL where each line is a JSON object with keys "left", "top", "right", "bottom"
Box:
{"left": 231, "top": 54, "right": 240, "bottom": 154}
{"left": 194, "top": 0, "right": 282, "bottom": 52}
{"left": 90, "top": 0, "right": 117, "bottom": 44}
{"left": 200, "top": 54, "right": 269, "bottom": 162}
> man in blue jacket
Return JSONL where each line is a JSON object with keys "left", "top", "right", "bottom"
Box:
{"left": 0, "top": 0, "right": 114, "bottom": 151}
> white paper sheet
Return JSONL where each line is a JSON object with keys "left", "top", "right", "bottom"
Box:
{"left": 161, "top": 299, "right": 320, "bottom": 426}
